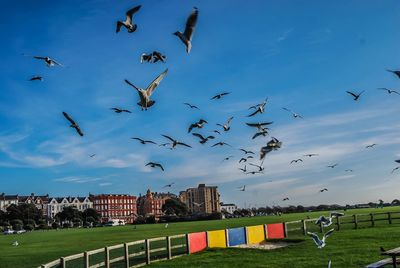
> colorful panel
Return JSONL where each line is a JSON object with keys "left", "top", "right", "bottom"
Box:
{"left": 207, "top": 230, "right": 227, "bottom": 248}
{"left": 227, "top": 227, "right": 246, "bottom": 246}
{"left": 266, "top": 223, "right": 285, "bottom": 239}
{"left": 247, "top": 225, "right": 266, "bottom": 244}
{"left": 188, "top": 232, "right": 207, "bottom": 253}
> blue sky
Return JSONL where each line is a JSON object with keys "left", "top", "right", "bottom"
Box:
{"left": 1, "top": 0, "right": 400, "bottom": 207}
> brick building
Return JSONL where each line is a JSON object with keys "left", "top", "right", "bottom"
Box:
{"left": 90, "top": 194, "right": 137, "bottom": 224}
{"left": 137, "top": 189, "right": 176, "bottom": 219}
{"left": 18, "top": 193, "right": 49, "bottom": 218}
{"left": 179, "top": 184, "right": 220, "bottom": 214}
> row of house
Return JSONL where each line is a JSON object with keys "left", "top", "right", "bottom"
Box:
{"left": 0, "top": 184, "right": 225, "bottom": 223}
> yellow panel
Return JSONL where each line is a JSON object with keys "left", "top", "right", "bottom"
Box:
{"left": 247, "top": 225, "right": 265, "bottom": 244}
{"left": 207, "top": 230, "right": 227, "bottom": 248}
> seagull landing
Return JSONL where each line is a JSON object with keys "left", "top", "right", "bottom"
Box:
{"left": 346, "top": 90, "right": 365, "bottom": 101}
{"left": 146, "top": 162, "right": 164, "bottom": 171}
{"left": 125, "top": 69, "right": 168, "bottom": 110}
{"left": 173, "top": 7, "right": 198, "bottom": 53}
{"left": 116, "top": 5, "right": 141, "bottom": 33}
{"left": 307, "top": 229, "right": 334, "bottom": 249}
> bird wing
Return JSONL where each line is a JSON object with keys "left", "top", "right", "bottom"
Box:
{"left": 183, "top": 8, "right": 198, "bottom": 41}
{"left": 249, "top": 163, "right": 259, "bottom": 168}
{"left": 132, "top": 137, "right": 144, "bottom": 142}
{"left": 126, "top": 5, "right": 141, "bottom": 24}
{"left": 177, "top": 142, "right": 192, "bottom": 148}
{"left": 226, "top": 116, "right": 234, "bottom": 125}
{"left": 145, "top": 69, "right": 168, "bottom": 97}
{"left": 346, "top": 91, "right": 357, "bottom": 98}
{"left": 307, "top": 232, "right": 321, "bottom": 246}
{"left": 221, "top": 92, "right": 230, "bottom": 96}
{"left": 33, "top": 56, "right": 47, "bottom": 60}
{"left": 157, "top": 164, "right": 165, "bottom": 171}
{"left": 62, "top": 112, "right": 76, "bottom": 125}
{"left": 116, "top": 21, "right": 124, "bottom": 33}
{"left": 282, "top": 107, "right": 292, "bottom": 113}
{"left": 74, "top": 126, "right": 84, "bottom": 136}
{"left": 145, "top": 162, "right": 153, "bottom": 166}
{"left": 207, "top": 136, "right": 215, "bottom": 140}
{"left": 124, "top": 79, "right": 141, "bottom": 91}
{"left": 192, "top": 133, "right": 205, "bottom": 140}
{"left": 122, "top": 109, "right": 131, "bottom": 113}
{"left": 144, "top": 140, "right": 156, "bottom": 144}
{"left": 211, "top": 142, "right": 220, "bottom": 147}
{"left": 324, "top": 229, "right": 335, "bottom": 240}
{"left": 51, "top": 59, "right": 63, "bottom": 66}
{"left": 247, "top": 109, "right": 259, "bottom": 117}
{"left": 162, "top": 135, "right": 175, "bottom": 142}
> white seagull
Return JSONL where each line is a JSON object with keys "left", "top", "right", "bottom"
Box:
{"left": 307, "top": 229, "right": 334, "bottom": 249}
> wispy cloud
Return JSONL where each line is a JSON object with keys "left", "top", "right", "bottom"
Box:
{"left": 54, "top": 176, "right": 102, "bottom": 184}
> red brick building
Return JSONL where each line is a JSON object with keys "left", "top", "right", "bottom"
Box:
{"left": 90, "top": 194, "right": 137, "bottom": 224}
{"left": 137, "top": 189, "right": 176, "bottom": 219}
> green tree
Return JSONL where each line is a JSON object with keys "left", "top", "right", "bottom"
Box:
{"left": 162, "top": 198, "right": 188, "bottom": 217}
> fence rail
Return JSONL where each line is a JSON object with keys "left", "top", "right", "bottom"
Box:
{"left": 40, "top": 211, "right": 400, "bottom": 268}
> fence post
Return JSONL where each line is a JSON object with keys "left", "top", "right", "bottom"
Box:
{"left": 84, "top": 251, "right": 89, "bottom": 268}
{"left": 124, "top": 243, "right": 129, "bottom": 268}
{"left": 60, "top": 257, "right": 66, "bottom": 268}
{"left": 354, "top": 214, "right": 358, "bottom": 229}
{"left": 145, "top": 239, "right": 150, "bottom": 264}
{"left": 167, "top": 236, "right": 172, "bottom": 259}
{"left": 284, "top": 222, "right": 288, "bottom": 238}
{"left": 388, "top": 212, "right": 392, "bottom": 224}
{"left": 370, "top": 213, "right": 375, "bottom": 227}
{"left": 186, "top": 234, "right": 190, "bottom": 254}
{"left": 105, "top": 247, "right": 110, "bottom": 268}
{"left": 336, "top": 216, "right": 341, "bottom": 231}
{"left": 302, "top": 220, "right": 307, "bottom": 235}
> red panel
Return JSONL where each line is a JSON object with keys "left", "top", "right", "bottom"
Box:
{"left": 188, "top": 232, "right": 207, "bottom": 253}
{"left": 266, "top": 223, "right": 285, "bottom": 239}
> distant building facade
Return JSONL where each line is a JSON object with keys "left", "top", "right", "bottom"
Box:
{"left": 179, "top": 184, "right": 220, "bottom": 214}
{"left": 47, "top": 197, "right": 93, "bottom": 218}
{"left": 90, "top": 194, "right": 137, "bottom": 224}
{"left": 137, "top": 189, "right": 176, "bottom": 219}
{"left": 220, "top": 203, "right": 237, "bottom": 214}
{"left": 19, "top": 193, "right": 49, "bottom": 217}
{"left": 0, "top": 194, "right": 18, "bottom": 212}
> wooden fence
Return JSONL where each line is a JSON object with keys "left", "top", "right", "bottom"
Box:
{"left": 39, "top": 211, "right": 400, "bottom": 268}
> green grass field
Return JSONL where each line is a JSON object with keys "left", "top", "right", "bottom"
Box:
{"left": 1, "top": 207, "right": 399, "bottom": 268}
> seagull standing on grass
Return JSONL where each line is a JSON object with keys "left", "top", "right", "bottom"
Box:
{"left": 307, "top": 229, "right": 334, "bottom": 249}
{"left": 125, "top": 69, "right": 168, "bottom": 110}
{"left": 116, "top": 5, "right": 141, "bottom": 33}
{"left": 173, "top": 7, "right": 198, "bottom": 53}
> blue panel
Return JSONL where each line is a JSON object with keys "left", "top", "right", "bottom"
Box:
{"left": 228, "top": 227, "right": 246, "bottom": 246}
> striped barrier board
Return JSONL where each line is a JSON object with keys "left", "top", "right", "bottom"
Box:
{"left": 207, "top": 230, "right": 227, "bottom": 248}
{"left": 227, "top": 227, "right": 246, "bottom": 247}
{"left": 246, "top": 225, "right": 266, "bottom": 244}
{"left": 266, "top": 223, "right": 285, "bottom": 239}
{"left": 188, "top": 232, "right": 207, "bottom": 254}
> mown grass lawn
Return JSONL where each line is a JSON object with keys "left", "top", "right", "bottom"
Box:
{"left": 0, "top": 207, "right": 399, "bottom": 268}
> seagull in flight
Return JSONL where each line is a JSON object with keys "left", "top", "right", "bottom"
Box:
{"left": 116, "top": 5, "right": 141, "bottom": 33}
{"left": 387, "top": 69, "right": 400, "bottom": 79}
{"left": 152, "top": 51, "right": 167, "bottom": 63}
{"left": 125, "top": 69, "right": 168, "bottom": 110}
{"left": 365, "top": 144, "right": 377, "bottom": 149}
{"left": 249, "top": 163, "right": 264, "bottom": 172}
{"left": 282, "top": 107, "right": 303, "bottom": 119}
{"left": 320, "top": 188, "right": 328, "bottom": 193}
{"left": 252, "top": 129, "right": 270, "bottom": 139}
{"left": 162, "top": 135, "right": 192, "bottom": 149}
{"left": 111, "top": 108, "right": 131, "bottom": 114}
{"left": 183, "top": 103, "right": 200, "bottom": 110}
{"left": 345, "top": 169, "right": 353, "bottom": 172}
{"left": 303, "top": 154, "right": 318, "bottom": 157}
{"left": 307, "top": 229, "right": 335, "bottom": 249}
{"left": 89, "top": 154, "right": 96, "bottom": 158}
{"left": 192, "top": 133, "right": 215, "bottom": 144}
{"left": 395, "top": 160, "right": 400, "bottom": 164}
{"left": 346, "top": 90, "right": 365, "bottom": 101}
{"left": 282, "top": 197, "right": 289, "bottom": 201}
{"left": 146, "top": 162, "right": 164, "bottom": 171}
{"left": 163, "top": 182, "right": 175, "bottom": 188}
{"left": 131, "top": 137, "right": 157, "bottom": 145}
{"left": 290, "top": 159, "right": 303, "bottom": 164}
{"left": 327, "top": 164, "right": 338, "bottom": 168}
{"left": 212, "top": 142, "right": 231, "bottom": 147}
{"left": 174, "top": 7, "right": 198, "bottom": 53}
{"left": 246, "top": 171, "right": 263, "bottom": 175}
{"left": 62, "top": 112, "right": 83, "bottom": 137}
{"left": 315, "top": 215, "right": 332, "bottom": 227}
{"left": 248, "top": 98, "right": 268, "bottom": 117}
{"left": 391, "top": 166, "right": 400, "bottom": 174}
{"left": 239, "top": 165, "right": 247, "bottom": 173}
{"left": 33, "top": 56, "right": 63, "bottom": 67}
{"left": 223, "top": 156, "right": 234, "bottom": 161}
{"left": 188, "top": 119, "right": 207, "bottom": 133}
{"left": 240, "top": 149, "right": 254, "bottom": 155}
{"left": 213, "top": 130, "right": 221, "bottom": 135}
{"left": 377, "top": 88, "right": 400, "bottom": 95}
{"left": 239, "top": 158, "right": 248, "bottom": 163}
{"left": 260, "top": 137, "right": 282, "bottom": 160}
{"left": 211, "top": 92, "right": 230, "bottom": 100}
{"left": 238, "top": 185, "right": 246, "bottom": 192}
{"left": 29, "top": 76, "right": 43, "bottom": 81}
{"left": 246, "top": 122, "right": 274, "bottom": 131}
{"left": 217, "top": 117, "right": 234, "bottom": 132}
